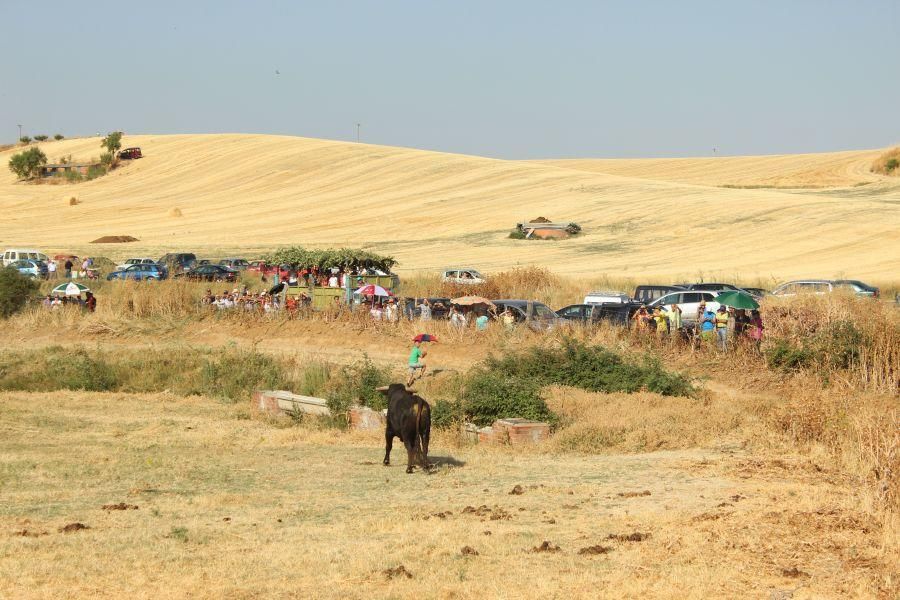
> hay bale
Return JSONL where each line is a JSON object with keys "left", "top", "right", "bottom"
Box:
{"left": 168, "top": 207, "right": 182, "bottom": 217}
{"left": 68, "top": 196, "right": 78, "bottom": 206}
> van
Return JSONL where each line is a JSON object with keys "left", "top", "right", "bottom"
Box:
{"left": 2, "top": 248, "right": 49, "bottom": 266}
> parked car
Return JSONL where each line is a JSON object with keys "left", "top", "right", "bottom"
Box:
{"left": 9, "top": 259, "right": 48, "bottom": 279}
{"left": 441, "top": 268, "right": 485, "bottom": 285}
{"left": 741, "top": 287, "right": 769, "bottom": 298}
{"left": 492, "top": 299, "right": 560, "bottom": 331}
{"left": 772, "top": 279, "right": 880, "bottom": 298}
{"left": 116, "top": 257, "right": 159, "bottom": 271}
{"left": 106, "top": 264, "right": 167, "bottom": 281}
{"left": 175, "top": 264, "right": 238, "bottom": 283}
{"left": 219, "top": 258, "right": 250, "bottom": 271}
{"left": 3, "top": 248, "right": 49, "bottom": 267}
{"left": 833, "top": 280, "right": 880, "bottom": 298}
{"left": 158, "top": 253, "right": 197, "bottom": 273}
{"left": 402, "top": 297, "right": 452, "bottom": 320}
{"left": 583, "top": 290, "right": 632, "bottom": 305}
{"left": 633, "top": 285, "right": 684, "bottom": 304}
{"left": 648, "top": 290, "right": 724, "bottom": 323}
{"left": 556, "top": 303, "right": 633, "bottom": 325}
{"left": 118, "top": 147, "right": 142, "bottom": 160}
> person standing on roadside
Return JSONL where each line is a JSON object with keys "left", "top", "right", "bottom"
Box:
{"left": 418, "top": 298, "right": 432, "bottom": 321}
{"left": 714, "top": 305, "right": 729, "bottom": 351}
{"left": 64, "top": 259, "right": 73, "bottom": 279}
{"left": 668, "top": 303, "right": 683, "bottom": 336}
{"left": 47, "top": 259, "right": 57, "bottom": 279}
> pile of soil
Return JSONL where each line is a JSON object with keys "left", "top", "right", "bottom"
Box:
{"left": 529, "top": 216, "right": 552, "bottom": 223}
{"left": 91, "top": 235, "right": 139, "bottom": 243}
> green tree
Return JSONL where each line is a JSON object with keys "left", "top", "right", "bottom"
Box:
{"left": 53, "top": 134, "right": 65, "bottom": 141}
{"left": 886, "top": 158, "right": 899, "bottom": 173}
{"left": 33, "top": 135, "right": 48, "bottom": 142}
{"left": 0, "top": 266, "right": 39, "bottom": 318}
{"left": 8, "top": 147, "right": 48, "bottom": 180}
{"left": 19, "top": 136, "right": 31, "bottom": 144}
{"left": 101, "top": 131, "right": 123, "bottom": 155}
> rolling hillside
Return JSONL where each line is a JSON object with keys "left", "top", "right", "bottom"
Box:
{"left": 1, "top": 134, "right": 898, "bottom": 281}
{"left": 536, "top": 149, "right": 885, "bottom": 188}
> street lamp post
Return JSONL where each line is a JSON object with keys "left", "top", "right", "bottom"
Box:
{"left": 17, "top": 124, "right": 22, "bottom": 140}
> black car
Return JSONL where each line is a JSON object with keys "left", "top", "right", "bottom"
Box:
{"left": 401, "top": 297, "right": 452, "bottom": 320}
{"left": 632, "top": 285, "right": 684, "bottom": 304}
{"left": 174, "top": 264, "right": 238, "bottom": 282}
{"left": 556, "top": 303, "right": 633, "bottom": 326}
{"left": 674, "top": 282, "right": 764, "bottom": 299}
{"left": 493, "top": 299, "right": 560, "bottom": 331}
{"left": 158, "top": 252, "right": 197, "bottom": 273}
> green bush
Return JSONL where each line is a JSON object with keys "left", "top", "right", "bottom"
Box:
{"left": 0, "top": 267, "right": 39, "bottom": 318}
{"left": 200, "top": 347, "right": 289, "bottom": 403}
{"left": 813, "top": 320, "right": 862, "bottom": 370}
{"left": 766, "top": 339, "right": 814, "bottom": 371}
{"left": 886, "top": 158, "right": 899, "bottom": 173}
{"left": 462, "top": 370, "right": 556, "bottom": 427}
{"left": 54, "top": 134, "right": 64, "bottom": 141}
{"left": 86, "top": 164, "right": 107, "bottom": 180}
{"left": 48, "top": 348, "right": 118, "bottom": 392}
{"left": 508, "top": 229, "right": 527, "bottom": 239}
{"left": 19, "top": 136, "right": 31, "bottom": 144}
{"left": 8, "top": 146, "right": 47, "bottom": 179}
{"left": 325, "top": 357, "right": 391, "bottom": 416}
{"left": 484, "top": 340, "right": 695, "bottom": 397}
{"left": 64, "top": 169, "right": 83, "bottom": 182}
{"left": 431, "top": 398, "right": 464, "bottom": 429}
{"left": 33, "top": 135, "right": 48, "bottom": 142}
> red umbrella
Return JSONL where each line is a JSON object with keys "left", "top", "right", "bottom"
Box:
{"left": 354, "top": 284, "right": 392, "bottom": 297}
{"left": 413, "top": 334, "right": 438, "bottom": 342}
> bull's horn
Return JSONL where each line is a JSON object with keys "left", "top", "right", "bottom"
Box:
{"left": 405, "top": 388, "right": 417, "bottom": 393}
{"left": 375, "top": 386, "right": 390, "bottom": 391}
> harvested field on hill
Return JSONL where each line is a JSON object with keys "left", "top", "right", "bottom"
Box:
{"left": 537, "top": 148, "right": 886, "bottom": 188}
{"left": 1, "top": 135, "right": 898, "bottom": 280}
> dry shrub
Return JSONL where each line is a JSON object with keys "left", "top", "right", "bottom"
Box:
{"left": 68, "top": 196, "right": 78, "bottom": 206}
{"left": 763, "top": 294, "right": 898, "bottom": 393}
{"left": 169, "top": 207, "right": 183, "bottom": 217}
{"left": 438, "top": 266, "right": 562, "bottom": 303}
{"left": 546, "top": 386, "right": 748, "bottom": 453}
{"left": 871, "top": 147, "right": 900, "bottom": 176}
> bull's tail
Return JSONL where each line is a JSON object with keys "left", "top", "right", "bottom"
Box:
{"left": 415, "top": 396, "right": 426, "bottom": 469}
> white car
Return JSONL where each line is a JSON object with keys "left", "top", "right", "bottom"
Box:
{"left": 116, "top": 257, "right": 158, "bottom": 271}
{"left": 648, "top": 290, "right": 723, "bottom": 323}
{"left": 583, "top": 290, "right": 631, "bottom": 305}
{"left": 442, "top": 268, "right": 485, "bottom": 285}
{"left": 2, "top": 248, "right": 49, "bottom": 266}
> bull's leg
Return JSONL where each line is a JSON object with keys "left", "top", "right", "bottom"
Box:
{"left": 383, "top": 426, "right": 395, "bottom": 466}
{"left": 404, "top": 438, "right": 416, "bottom": 473}
{"left": 421, "top": 429, "right": 431, "bottom": 469}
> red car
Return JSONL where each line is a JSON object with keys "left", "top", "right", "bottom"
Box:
{"left": 247, "top": 261, "right": 291, "bottom": 280}
{"left": 118, "top": 147, "right": 142, "bottom": 160}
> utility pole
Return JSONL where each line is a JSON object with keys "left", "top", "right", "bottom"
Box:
{"left": 356, "top": 123, "right": 361, "bottom": 143}
{"left": 17, "top": 124, "right": 22, "bottom": 140}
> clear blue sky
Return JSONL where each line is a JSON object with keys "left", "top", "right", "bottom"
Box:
{"left": 2, "top": 1, "right": 898, "bottom": 158}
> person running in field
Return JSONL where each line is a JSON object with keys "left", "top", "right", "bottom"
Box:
{"left": 407, "top": 340, "right": 427, "bottom": 387}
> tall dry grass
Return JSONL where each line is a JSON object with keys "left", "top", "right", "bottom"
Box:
{"left": 871, "top": 147, "right": 900, "bottom": 176}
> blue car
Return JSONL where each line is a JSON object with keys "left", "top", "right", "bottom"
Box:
{"left": 9, "top": 259, "right": 48, "bottom": 279}
{"left": 106, "top": 263, "right": 167, "bottom": 281}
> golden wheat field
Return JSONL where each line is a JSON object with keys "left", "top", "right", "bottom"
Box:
{"left": 1, "top": 134, "right": 898, "bottom": 280}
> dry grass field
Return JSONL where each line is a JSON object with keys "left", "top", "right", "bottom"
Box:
{"left": 1, "top": 135, "right": 898, "bottom": 280}
{"left": 0, "top": 390, "right": 893, "bottom": 599}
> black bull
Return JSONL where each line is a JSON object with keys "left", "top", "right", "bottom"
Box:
{"left": 378, "top": 384, "right": 431, "bottom": 473}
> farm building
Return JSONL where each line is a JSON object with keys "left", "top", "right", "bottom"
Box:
{"left": 38, "top": 163, "right": 100, "bottom": 177}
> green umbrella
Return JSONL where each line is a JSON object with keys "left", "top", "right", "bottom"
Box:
{"left": 715, "top": 291, "right": 759, "bottom": 310}
{"left": 51, "top": 282, "right": 91, "bottom": 297}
